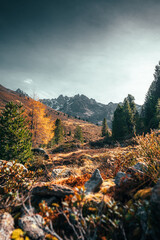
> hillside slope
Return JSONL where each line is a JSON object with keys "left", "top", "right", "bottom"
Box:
{"left": 0, "top": 85, "right": 101, "bottom": 142}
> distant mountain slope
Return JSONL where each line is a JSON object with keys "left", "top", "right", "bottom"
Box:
{"left": 41, "top": 94, "right": 141, "bottom": 128}
{"left": 0, "top": 85, "right": 101, "bottom": 142}
{"left": 15, "top": 88, "right": 29, "bottom": 97}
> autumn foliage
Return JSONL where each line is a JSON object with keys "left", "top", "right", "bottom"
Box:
{"left": 27, "top": 99, "right": 54, "bottom": 146}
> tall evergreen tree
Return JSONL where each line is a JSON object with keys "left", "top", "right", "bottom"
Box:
{"left": 123, "top": 97, "right": 135, "bottom": 135}
{"left": 143, "top": 62, "right": 160, "bottom": 131}
{"left": 74, "top": 125, "right": 84, "bottom": 143}
{"left": 112, "top": 94, "right": 137, "bottom": 141}
{"left": 54, "top": 118, "right": 64, "bottom": 144}
{"left": 156, "top": 99, "right": 160, "bottom": 128}
{"left": 102, "top": 118, "right": 109, "bottom": 137}
{"left": 112, "top": 104, "right": 127, "bottom": 140}
{"left": 0, "top": 102, "right": 32, "bottom": 163}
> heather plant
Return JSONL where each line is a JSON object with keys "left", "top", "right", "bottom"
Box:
{"left": 0, "top": 161, "right": 34, "bottom": 210}
{"left": 130, "top": 131, "right": 160, "bottom": 183}
{"left": 37, "top": 187, "right": 156, "bottom": 240}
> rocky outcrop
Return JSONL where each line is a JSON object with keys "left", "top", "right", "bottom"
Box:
{"left": 115, "top": 171, "right": 131, "bottom": 186}
{"left": 0, "top": 212, "right": 14, "bottom": 240}
{"left": 32, "top": 184, "right": 74, "bottom": 198}
{"left": 85, "top": 169, "right": 103, "bottom": 194}
{"left": 115, "top": 162, "right": 148, "bottom": 186}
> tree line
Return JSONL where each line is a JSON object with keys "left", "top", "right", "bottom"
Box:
{"left": 0, "top": 99, "right": 84, "bottom": 163}
{"left": 104, "top": 61, "right": 160, "bottom": 141}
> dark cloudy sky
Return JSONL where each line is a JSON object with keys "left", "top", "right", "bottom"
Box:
{"left": 1, "top": 0, "right": 160, "bottom": 104}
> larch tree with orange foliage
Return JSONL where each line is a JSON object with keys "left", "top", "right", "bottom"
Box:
{"left": 28, "top": 99, "right": 54, "bottom": 147}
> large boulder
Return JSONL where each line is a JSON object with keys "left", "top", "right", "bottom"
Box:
{"left": 115, "top": 171, "right": 131, "bottom": 186}
{"left": 150, "top": 178, "right": 160, "bottom": 238}
{"left": 0, "top": 212, "right": 14, "bottom": 240}
{"left": 19, "top": 214, "right": 45, "bottom": 240}
{"left": 115, "top": 162, "right": 148, "bottom": 187}
{"left": 85, "top": 169, "right": 103, "bottom": 194}
{"left": 32, "top": 183, "right": 74, "bottom": 198}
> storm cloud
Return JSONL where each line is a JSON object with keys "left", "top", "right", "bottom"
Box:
{"left": 1, "top": 0, "right": 160, "bottom": 104}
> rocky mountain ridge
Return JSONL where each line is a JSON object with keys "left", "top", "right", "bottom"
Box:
{"left": 41, "top": 94, "right": 141, "bottom": 128}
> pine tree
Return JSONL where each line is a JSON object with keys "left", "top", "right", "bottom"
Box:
{"left": 54, "top": 118, "right": 64, "bottom": 144}
{"left": 102, "top": 118, "right": 109, "bottom": 137}
{"left": 74, "top": 125, "right": 84, "bottom": 143}
{"left": 143, "top": 62, "right": 160, "bottom": 131}
{"left": 112, "top": 104, "right": 127, "bottom": 140}
{"left": 156, "top": 99, "right": 160, "bottom": 128}
{"left": 112, "top": 94, "right": 137, "bottom": 141}
{"left": 123, "top": 97, "right": 135, "bottom": 135}
{"left": 0, "top": 102, "right": 32, "bottom": 163}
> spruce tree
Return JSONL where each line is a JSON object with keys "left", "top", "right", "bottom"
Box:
{"left": 112, "top": 94, "right": 137, "bottom": 141}
{"left": 123, "top": 98, "right": 135, "bottom": 135}
{"left": 54, "top": 118, "right": 64, "bottom": 144}
{"left": 112, "top": 104, "right": 127, "bottom": 140}
{"left": 0, "top": 102, "right": 32, "bottom": 163}
{"left": 74, "top": 125, "right": 84, "bottom": 143}
{"left": 143, "top": 62, "right": 160, "bottom": 131}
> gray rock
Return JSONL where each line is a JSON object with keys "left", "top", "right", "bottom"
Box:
{"left": 52, "top": 168, "right": 71, "bottom": 179}
{"left": 151, "top": 178, "right": 160, "bottom": 214}
{"left": 150, "top": 178, "right": 160, "bottom": 238}
{"left": 32, "top": 184, "right": 74, "bottom": 198}
{"left": 133, "top": 162, "right": 148, "bottom": 172}
{"left": 0, "top": 212, "right": 14, "bottom": 240}
{"left": 85, "top": 169, "right": 103, "bottom": 194}
{"left": 115, "top": 171, "right": 131, "bottom": 186}
{"left": 19, "top": 214, "right": 45, "bottom": 240}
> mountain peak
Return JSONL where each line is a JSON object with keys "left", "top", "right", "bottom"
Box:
{"left": 41, "top": 94, "right": 123, "bottom": 127}
{"left": 16, "top": 88, "right": 29, "bottom": 97}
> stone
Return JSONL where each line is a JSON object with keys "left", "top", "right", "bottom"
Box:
{"left": 151, "top": 178, "right": 160, "bottom": 214}
{"left": 19, "top": 214, "right": 45, "bottom": 240}
{"left": 127, "top": 162, "right": 148, "bottom": 177}
{"left": 52, "top": 168, "right": 71, "bottom": 179}
{"left": 115, "top": 171, "right": 131, "bottom": 186}
{"left": 32, "top": 183, "right": 74, "bottom": 198}
{"left": 132, "top": 162, "right": 148, "bottom": 172}
{"left": 150, "top": 179, "right": 160, "bottom": 238}
{"left": 0, "top": 212, "right": 14, "bottom": 240}
{"left": 84, "top": 169, "right": 103, "bottom": 194}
